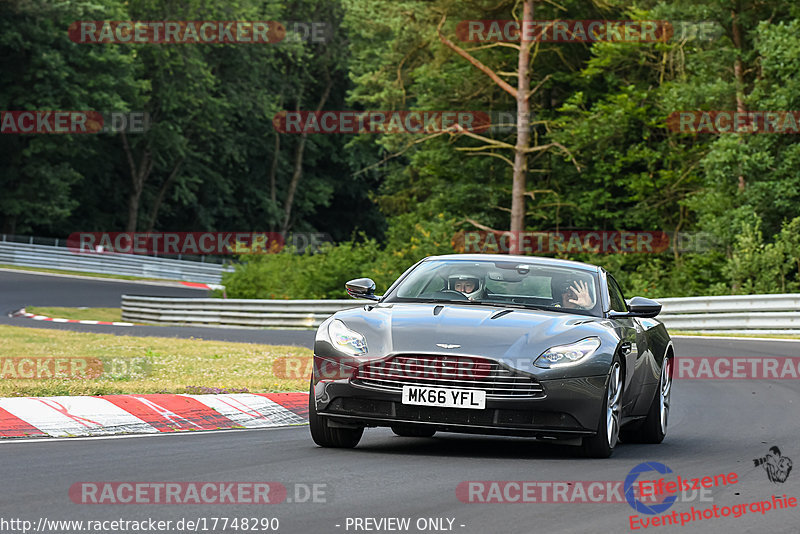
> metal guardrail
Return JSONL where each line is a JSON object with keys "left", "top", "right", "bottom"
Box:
{"left": 658, "top": 294, "right": 800, "bottom": 314}
{"left": 0, "top": 241, "right": 233, "bottom": 285}
{"left": 658, "top": 294, "right": 800, "bottom": 333}
{"left": 121, "top": 293, "right": 800, "bottom": 332}
{"left": 121, "top": 296, "right": 356, "bottom": 328}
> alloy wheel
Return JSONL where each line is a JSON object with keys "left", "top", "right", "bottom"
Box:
{"left": 659, "top": 358, "right": 672, "bottom": 434}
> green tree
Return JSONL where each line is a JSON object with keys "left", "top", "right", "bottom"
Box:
{"left": 0, "top": 0, "right": 140, "bottom": 235}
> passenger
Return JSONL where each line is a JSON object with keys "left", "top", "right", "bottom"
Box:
{"left": 552, "top": 277, "right": 593, "bottom": 309}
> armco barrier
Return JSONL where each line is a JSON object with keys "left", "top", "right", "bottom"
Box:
{"left": 121, "top": 293, "right": 800, "bottom": 332}
{"left": 121, "top": 296, "right": 357, "bottom": 328}
{"left": 0, "top": 241, "right": 233, "bottom": 285}
{"left": 658, "top": 294, "right": 800, "bottom": 333}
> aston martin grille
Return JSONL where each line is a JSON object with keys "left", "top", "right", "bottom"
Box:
{"left": 351, "top": 354, "right": 545, "bottom": 399}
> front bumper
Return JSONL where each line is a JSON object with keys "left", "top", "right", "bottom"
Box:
{"left": 313, "top": 372, "right": 607, "bottom": 439}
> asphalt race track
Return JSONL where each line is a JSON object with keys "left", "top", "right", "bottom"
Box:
{"left": 1, "top": 358, "right": 798, "bottom": 534}
{"left": 0, "top": 269, "right": 210, "bottom": 308}
{"left": 1, "top": 270, "right": 799, "bottom": 533}
{"left": 0, "top": 270, "right": 314, "bottom": 347}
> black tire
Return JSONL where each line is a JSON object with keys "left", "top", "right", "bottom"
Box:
{"left": 621, "top": 357, "right": 671, "bottom": 444}
{"left": 391, "top": 425, "right": 436, "bottom": 438}
{"left": 581, "top": 355, "right": 623, "bottom": 458}
{"left": 308, "top": 381, "right": 363, "bottom": 448}
{"left": 619, "top": 421, "right": 643, "bottom": 443}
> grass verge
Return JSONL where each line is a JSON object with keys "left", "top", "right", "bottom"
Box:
{"left": 26, "top": 307, "right": 123, "bottom": 323}
{"left": 0, "top": 325, "right": 310, "bottom": 396}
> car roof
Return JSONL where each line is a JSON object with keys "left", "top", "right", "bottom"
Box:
{"left": 422, "top": 254, "right": 601, "bottom": 273}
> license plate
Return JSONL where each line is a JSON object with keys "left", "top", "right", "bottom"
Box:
{"left": 401, "top": 385, "right": 486, "bottom": 410}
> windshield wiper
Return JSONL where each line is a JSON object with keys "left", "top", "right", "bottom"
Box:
{"left": 403, "top": 299, "right": 544, "bottom": 311}
{"left": 476, "top": 302, "right": 546, "bottom": 311}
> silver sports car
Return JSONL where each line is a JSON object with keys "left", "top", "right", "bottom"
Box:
{"left": 309, "top": 254, "right": 674, "bottom": 457}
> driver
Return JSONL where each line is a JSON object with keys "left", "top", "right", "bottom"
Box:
{"left": 448, "top": 273, "right": 483, "bottom": 300}
{"left": 552, "top": 276, "right": 593, "bottom": 309}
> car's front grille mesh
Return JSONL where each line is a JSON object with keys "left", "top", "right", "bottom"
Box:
{"left": 351, "top": 354, "right": 545, "bottom": 399}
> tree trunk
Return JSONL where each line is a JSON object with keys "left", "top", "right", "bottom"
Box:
{"left": 127, "top": 194, "right": 140, "bottom": 234}
{"left": 270, "top": 132, "right": 280, "bottom": 205}
{"left": 281, "top": 134, "right": 308, "bottom": 234}
{"left": 280, "top": 77, "right": 333, "bottom": 234}
{"left": 436, "top": 1, "right": 579, "bottom": 253}
{"left": 731, "top": 6, "right": 746, "bottom": 191}
{"left": 269, "top": 131, "right": 280, "bottom": 232}
{"left": 2, "top": 215, "right": 17, "bottom": 236}
{"left": 510, "top": 0, "right": 534, "bottom": 251}
{"left": 146, "top": 158, "right": 184, "bottom": 232}
{"left": 121, "top": 131, "right": 153, "bottom": 232}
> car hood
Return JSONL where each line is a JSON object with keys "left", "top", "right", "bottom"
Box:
{"left": 327, "top": 302, "right": 616, "bottom": 363}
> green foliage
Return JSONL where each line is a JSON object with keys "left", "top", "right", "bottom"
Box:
{"left": 725, "top": 217, "right": 800, "bottom": 295}
{"left": 1, "top": 0, "right": 383, "bottom": 241}
{"left": 0, "top": 0, "right": 139, "bottom": 234}
{"left": 584, "top": 252, "right": 728, "bottom": 299}
{"left": 8, "top": 0, "right": 800, "bottom": 299}
{"left": 223, "top": 213, "right": 457, "bottom": 299}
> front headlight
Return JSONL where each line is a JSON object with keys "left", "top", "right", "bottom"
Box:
{"left": 534, "top": 337, "right": 600, "bottom": 368}
{"left": 328, "top": 319, "right": 368, "bottom": 355}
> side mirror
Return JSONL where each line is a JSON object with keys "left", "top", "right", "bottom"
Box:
{"left": 345, "top": 278, "right": 379, "bottom": 301}
{"left": 608, "top": 297, "right": 662, "bottom": 319}
{"left": 625, "top": 296, "right": 662, "bottom": 318}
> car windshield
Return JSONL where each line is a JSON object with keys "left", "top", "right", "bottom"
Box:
{"left": 384, "top": 259, "right": 601, "bottom": 316}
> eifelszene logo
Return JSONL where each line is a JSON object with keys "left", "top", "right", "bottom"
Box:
{"left": 625, "top": 462, "right": 678, "bottom": 515}
{"left": 624, "top": 461, "right": 736, "bottom": 515}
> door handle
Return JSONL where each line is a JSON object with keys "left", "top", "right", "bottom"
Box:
{"left": 620, "top": 342, "right": 632, "bottom": 356}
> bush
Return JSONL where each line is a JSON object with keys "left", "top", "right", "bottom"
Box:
{"left": 222, "top": 213, "right": 458, "bottom": 299}
{"left": 576, "top": 251, "right": 727, "bottom": 299}
{"left": 223, "top": 213, "right": 800, "bottom": 300}
{"left": 725, "top": 217, "right": 800, "bottom": 294}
